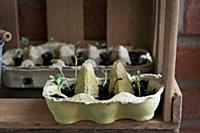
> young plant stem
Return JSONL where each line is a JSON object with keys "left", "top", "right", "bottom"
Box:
{"left": 57, "top": 86, "right": 63, "bottom": 97}
{"left": 135, "top": 70, "right": 142, "bottom": 97}
{"left": 58, "top": 67, "right": 71, "bottom": 92}
{"left": 74, "top": 55, "right": 78, "bottom": 79}
{"left": 136, "top": 78, "right": 141, "bottom": 97}
{"left": 48, "top": 37, "right": 55, "bottom": 43}
{"left": 102, "top": 70, "right": 108, "bottom": 87}
{"left": 74, "top": 41, "right": 80, "bottom": 79}
{"left": 20, "top": 36, "right": 30, "bottom": 58}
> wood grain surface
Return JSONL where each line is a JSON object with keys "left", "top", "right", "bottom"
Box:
{"left": 107, "top": 0, "right": 154, "bottom": 50}
{"left": 0, "top": 98, "right": 179, "bottom": 132}
{"left": 0, "top": 0, "right": 19, "bottom": 51}
{"left": 47, "top": 0, "right": 84, "bottom": 45}
{"left": 163, "top": 0, "right": 180, "bottom": 122}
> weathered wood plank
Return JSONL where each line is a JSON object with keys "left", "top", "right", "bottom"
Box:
{"left": 0, "top": 0, "right": 19, "bottom": 51}
{"left": 172, "top": 79, "right": 182, "bottom": 123}
{"left": 84, "top": 0, "right": 106, "bottom": 41}
{"left": 107, "top": 0, "right": 133, "bottom": 46}
{"left": 107, "top": 0, "right": 154, "bottom": 49}
{"left": 47, "top": 0, "right": 84, "bottom": 44}
{"left": 18, "top": 0, "right": 47, "bottom": 42}
{"left": 0, "top": 129, "right": 179, "bottom": 133}
{"left": 0, "top": 98, "right": 179, "bottom": 131}
{"left": 152, "top": 0, "right": 159, "bottom": 62}
{"left": 162, "top": 0, "right": 180, "bottom": 122}
{"left": 153, "top": 0, "right": 166, "bottom": 74}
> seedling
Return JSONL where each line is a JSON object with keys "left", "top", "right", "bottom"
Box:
{"left": 72, "top": 41, "right": 84, "bottom": 79}
{"left": 95, "top": 42, "right": 107, "bottom": 49}
{"left": 102, "top": 70, "right": 108, "bottom": 87}
{"left": 50, "top": 74, "right": 66, "bottom": 97}
{"left": 13, "top": 36, "right": 29, "bottom": 58}
{"left": 42, "top": 52, "right": 53, "bottom": 66}
{"left": 98, "top": 70, "right": 122, "bottom": 100}
{"left": 135, "top": 70, "right": 142, "bottom": 97}
{"left": 20, "top": 36, "right": 29, "bottom": 46}
{"left": 20, "top": 36, "right": 31, "bottom": 62}
{"left": 48, "top": 37, "right": 55, "bottom": 43}
{"left": 10, "top": 48, "right": 23, "bottom": 66}
{"left": 52, "top": 74, "right": 65, "bottom": 87}
{"left": 50, "top": 71, "right": 74, "bottom": 97}
{"left": 51, "top": 59, "right": 58, "bottom": 64}
{"left": 10, "top": 49, "right": 23, "bottom": 59}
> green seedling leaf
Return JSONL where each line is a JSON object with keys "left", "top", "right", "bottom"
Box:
{"left": 51, "top": 59, "right": 58, "bottom": 64}
{"left": 20, "top": 36, "right": 29, "bottom": 45}
{"left": 10, "top": 48, "right": 23, "bottom": 59}
{"left": 73, "top": 41, "right": 81, "bottom": 78}
{"left": 50, "top": 67, "right": 74, "bottom": 97}
{"left": 48, "top": 37, "right": 55, "bottom": 43}
{"left": 135, "top": 70, "right": 142, "bottom": 97}
{"left": 53, "top": 74, "right": 65, "bottom": 86}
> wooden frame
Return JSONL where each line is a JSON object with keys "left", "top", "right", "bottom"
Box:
{"left": 0, "top": 80, "right": 181, "bottom": 132}
{"left": 0, "top": 0, "right": 19, "bottom": 51}
{"left": 0, "top": 0, "right": 182, "bottom": 132}
{"left": 162, "top": 0, "right": 180, "bottom": 122}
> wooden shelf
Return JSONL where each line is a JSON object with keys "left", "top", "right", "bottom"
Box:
{"left": 0, "top": 99, "right": 180, "bottom": 133}
{"left": 0, "top": 80, "right": 182, "bottom": 133}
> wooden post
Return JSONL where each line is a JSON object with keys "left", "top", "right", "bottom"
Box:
{"left": 163, "top": 0, "right": 180, "bottom": 122}
{"left": 0, "top": 0, "right": 20, "bottom": 51}
{"left": 172, "top": 79, "right": 182, "bottom": 123}
{"left": 153, "top": 0, "right": 166, "bottom": 74}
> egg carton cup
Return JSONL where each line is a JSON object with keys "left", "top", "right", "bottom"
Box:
{"left": 2, "top": 48, "right": 153, "bottom": 88}
{"left": 43, "top": 74, "right": 164, "bottom": 124}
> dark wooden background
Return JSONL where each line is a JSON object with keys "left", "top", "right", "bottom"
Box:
{"left": 18, "top": 0, "right": 106, "bottom": 43}
{"left": 16, "top": 0, "right": 154, "bottom": 48}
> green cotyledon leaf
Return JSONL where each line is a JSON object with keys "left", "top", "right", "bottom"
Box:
{"left": 109, "top": 60, "right": 134, "bottom": 94}
{"left": 75, "top": 62, "right": 99, "bottom": 98}
{"left": 10, "top": 48, "right": 23, "bottom": 59}
{"left": 20, "top": 36, "right": 29, "bottom": 45}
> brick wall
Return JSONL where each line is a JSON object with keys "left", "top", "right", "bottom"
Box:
{"left": 177, "top": 0, "right": 200, "bottom": 132}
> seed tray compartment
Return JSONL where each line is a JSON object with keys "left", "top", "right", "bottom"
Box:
{"left": 43, "top": 74, "right": 164, "bottom": 124}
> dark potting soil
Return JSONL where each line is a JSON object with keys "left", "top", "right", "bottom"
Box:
{"left": 98, "top": 79, "right": 122, "bottom": 100}
{"left": 61, "top": 84, "right": 75, "bottom": 97}
{"left": 132, "top": 80, "right": 157, "bottom": 97}
{"left": 129, "top": 51, "right": 147, "bottom": 66}
{"left": 51, "top": 84, "right": 75, "bottom": 98}
{"left": 14, "top": 56, "right": 23, "bottom": 66}
{"left": 98, "top": 82, "right": 110, "bottom": 100}
{"left": 71, "top": 52, "right": 85, "bottom": 66}
{"left": 99, "top": 51, "right": 149, "bottom": 66}
{"left": 51, "top": 79, "right": 157, "bottom": 99}
{"left": 50, "top": 94, "right": 64, "bottom": 98}
{"left": 41, "top": 51, "right": 54, "bottom": 66}
{"left": 99, "top": 51, "right": 113, "bottom": 66}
